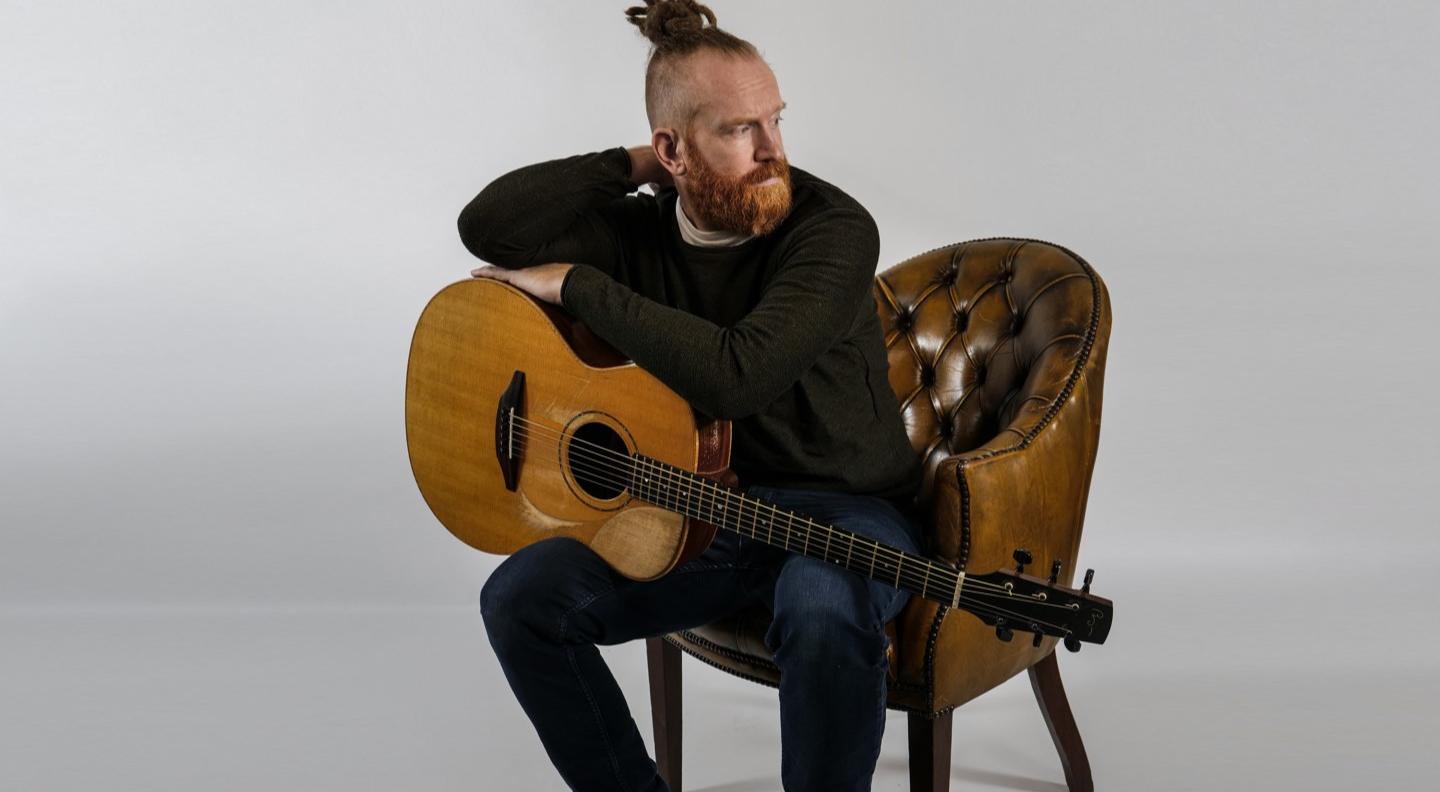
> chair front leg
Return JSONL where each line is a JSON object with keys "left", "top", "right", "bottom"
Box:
{"left": 907, "top": 710, "right": 953, "bottom": 792}
{"left": 1028, "top": 651, "right": 1093, "bottom": 792}
{"left": 646, "top": 636, "right": 683, "bottom": 791}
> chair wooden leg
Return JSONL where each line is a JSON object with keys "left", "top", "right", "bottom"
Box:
{"left": 907, "top": 710, "right": 953, "bottom": 792}
{"left": 646, "top": 637, "right": 683, "bottom": 791}
{"left": 1028, "top": 651, "right": 1093, "bottom": 792}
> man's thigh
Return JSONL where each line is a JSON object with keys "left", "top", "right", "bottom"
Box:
{"left": 743, "top": 485, "right": 922, "bottom": 628}
{"left": 484, "top": 528, "right": 781, "bottom": 647}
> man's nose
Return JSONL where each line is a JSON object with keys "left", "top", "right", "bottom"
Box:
{"left": 754, "top": 125, "right": 783, "bottom": 161}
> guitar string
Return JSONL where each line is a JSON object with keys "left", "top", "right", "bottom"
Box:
{"left": 510, "top": 418, "right": 969, "bottom": 595}
{"left": 505, "top": 413, "right": 1050, "bottom": 601}
{"left": 506, "top": 415, "right": 1073, "bottom": 610}
{"left": 511, "top": 420, "right": 1072, "bottom": 632}
{"left": 509, "top": 421, "right": 1080, "bottom": 632}
{"left": 502, "top": 415, "right": 1079, "bottom": 630}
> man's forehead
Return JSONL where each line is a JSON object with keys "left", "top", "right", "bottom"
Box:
{"left": 686, "top": 56, "right": 784, "bottom": 122}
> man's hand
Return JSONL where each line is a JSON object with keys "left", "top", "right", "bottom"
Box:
{"left": 469, "top": 262, "right": 575, "bottom": 306}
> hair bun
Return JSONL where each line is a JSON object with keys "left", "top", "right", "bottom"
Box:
{"left": 625, "top": 0, "right": 718, "bottom": 47}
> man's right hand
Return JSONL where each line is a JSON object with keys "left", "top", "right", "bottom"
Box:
{"left": 626, "top": 145, "right": 673, "bottom": 188}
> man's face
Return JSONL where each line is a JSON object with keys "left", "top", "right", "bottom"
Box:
{"left": 675, "top": 52, "right": 791, "bottom": 236}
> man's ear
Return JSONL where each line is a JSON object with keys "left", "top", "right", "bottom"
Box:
{"left": 653, "top": 128, "right": 687, "bottom": 177}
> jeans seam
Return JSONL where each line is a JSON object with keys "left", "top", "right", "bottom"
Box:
{"left": 557, "top": 588, "right": 631, "bottom": 792}
{"left": 565, "top": 645, "right": 630, "bottom": 792}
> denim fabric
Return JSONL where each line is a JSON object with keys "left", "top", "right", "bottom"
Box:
{"left": 479, "top": 484, "right": 921, "bottom": 792}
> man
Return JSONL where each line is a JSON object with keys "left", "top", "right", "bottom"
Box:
{"left": 461, "top": 2, "right": 922, "bottom": 789}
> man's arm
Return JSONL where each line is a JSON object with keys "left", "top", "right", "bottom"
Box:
{"left": 464, "top": 145, "right": 677, "bottom": 302}
{"left": 458, "top": 147, "right": 641, "bottom": 272}
{"left": 560, "top": 206, "right": 880, "bottom": 420}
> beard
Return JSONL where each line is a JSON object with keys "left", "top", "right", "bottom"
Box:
{"left": 682, "top": 147, "right": 793, "bottom": 237}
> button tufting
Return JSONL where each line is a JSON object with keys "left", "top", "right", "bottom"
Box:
{"left": 954, "top": 312, "right": 967, "bottom": 331}
{"left": 920, "top": 366, "right": 935, "bottom": 386}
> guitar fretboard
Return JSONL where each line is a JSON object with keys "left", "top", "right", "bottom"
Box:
{"left": 627, "top": 454, "right": 965, "bottom": 608}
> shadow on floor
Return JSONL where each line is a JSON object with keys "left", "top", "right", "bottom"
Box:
{"left": 877, "top": 756, "right": 1066, "bottom": 792}
{"left": 688, "top": 779, "right": 774, "bottom": 792}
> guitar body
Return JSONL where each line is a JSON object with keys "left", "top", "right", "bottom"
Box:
{"left": 405, "top": 278, "right": 731, "bottom": 581}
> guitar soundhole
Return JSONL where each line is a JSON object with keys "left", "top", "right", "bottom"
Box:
{"left": 568, "top": 421, "right": 630, "bottom": 501}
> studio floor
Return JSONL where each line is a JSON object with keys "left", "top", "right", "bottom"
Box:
{"left": 4, "top": 562, "right": 1434, "bottom": 791}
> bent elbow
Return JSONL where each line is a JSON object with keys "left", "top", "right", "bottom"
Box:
{"left": 458, "top": 198, "right": 528, "bottom": 267}
{"left": 457, "top": 200, "right": 493, "bottom": 260}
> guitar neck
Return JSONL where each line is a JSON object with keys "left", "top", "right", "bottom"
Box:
{"left": 628, "top": 454, "right": 966, "bottom": 608}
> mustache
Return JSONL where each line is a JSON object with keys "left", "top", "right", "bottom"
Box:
{"left": 742, "top": 159, "right": 790, "bottom": 186}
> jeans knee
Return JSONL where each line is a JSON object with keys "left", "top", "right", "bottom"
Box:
{"left": 479, "top": 557, "right": 530, "bottom": 654}
{"left": 767, "top": 590, "right": 887, "bottom": 668}
{"left": 479, "top": 538, "right": 608, "bottom": 654}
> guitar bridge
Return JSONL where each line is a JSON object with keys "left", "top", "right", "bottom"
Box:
{"left": 494, "top": 370, "right": 525, "bottom": 491}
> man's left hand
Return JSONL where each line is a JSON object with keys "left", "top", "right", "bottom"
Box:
{"left": 469, "top": 262, "right": 575, "bottom": 306}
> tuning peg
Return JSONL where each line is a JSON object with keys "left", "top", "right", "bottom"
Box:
{"left": 1081, "top": 568, "right": 1095, "bottom": 594}
{"left": 1048, "top": 559, "right": 1062, "bottom": 585}
{"left": 1064, "top": 633, "right": 1082, "bottom": 653}
{"left": 1030, "top": 624, "right": 1043, "bottom": 648}
{"left": 1012, "top": 548, "right": 1033, "bottom": 574}
{"left": 994, "top": 618, "right": 1013, "bottom": 642}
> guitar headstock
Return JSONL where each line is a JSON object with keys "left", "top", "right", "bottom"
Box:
{"left": 961, "top": 549, "right": 1113, "bottom": 651}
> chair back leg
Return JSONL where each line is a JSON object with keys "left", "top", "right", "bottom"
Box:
{"left": 1028, "top": 651, "right": 1094, "bottom": 792}
{"left": 646, "top": 637, "right": 684, "bottom": 791}
{"left": 907, "top": 710, "right": 953, "bottom": 792}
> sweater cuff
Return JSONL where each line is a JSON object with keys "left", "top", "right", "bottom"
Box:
{"left": 560, "top": 263, "right": 607, "bottom": 315}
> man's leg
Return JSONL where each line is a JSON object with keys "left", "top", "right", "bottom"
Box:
{"left": 480, "top": 529, "right": 773, "bottom": 792}
{"left": 750, "top": 486, "right": 922, "bottom": 792}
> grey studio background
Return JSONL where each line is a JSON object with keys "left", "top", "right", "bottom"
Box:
{"left": 2, "top": 1, "right": 1437, "bottom": 790}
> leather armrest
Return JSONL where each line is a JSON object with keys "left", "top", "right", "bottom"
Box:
{"left": 925, "top": 377, "right": 1103, "bottom": 586}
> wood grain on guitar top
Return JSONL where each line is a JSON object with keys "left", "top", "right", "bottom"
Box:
{"left": 404, "top": 279, "right": 729, "bottom": 581}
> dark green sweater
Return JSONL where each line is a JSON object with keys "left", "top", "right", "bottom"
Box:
{"left": 459, "top": 147, "right": 921, "bottom": 504}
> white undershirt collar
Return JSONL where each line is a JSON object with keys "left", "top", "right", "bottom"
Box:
{"left": 675, "top": 195, "right": 755, "bottom": 248}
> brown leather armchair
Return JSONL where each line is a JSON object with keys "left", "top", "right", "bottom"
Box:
{"left": 645, "top": 237, "right": 1113, "bottom": 791}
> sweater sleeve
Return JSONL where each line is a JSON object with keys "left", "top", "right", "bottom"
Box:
{"left": 560, "top": 205, "right": 880, "bottom": 420}
{"left": 458, "top": 147, "right": 636, "bottom": 273}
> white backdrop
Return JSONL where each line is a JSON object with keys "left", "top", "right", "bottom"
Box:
{"left": 4, "top": 2, "right": 1437, "bottom": 789}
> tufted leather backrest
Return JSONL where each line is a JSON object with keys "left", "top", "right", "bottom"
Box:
{"left": 874, "top": 238, "right": 1108, "bottom": 507}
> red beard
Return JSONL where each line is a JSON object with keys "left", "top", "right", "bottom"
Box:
{"left": 683, "top": 148, "right": 793, "bottom": 237}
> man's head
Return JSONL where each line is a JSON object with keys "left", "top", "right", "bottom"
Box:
{"left": 626, "top": 0, "right": 792, "bottom": 236}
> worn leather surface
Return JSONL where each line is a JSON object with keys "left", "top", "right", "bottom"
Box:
{"left": 668, "top": 237, "right": 1112, "bottom": 715}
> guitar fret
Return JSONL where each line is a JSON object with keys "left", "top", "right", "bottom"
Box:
{"left": 625, "top": 456, "right": 987, "bottom": 617}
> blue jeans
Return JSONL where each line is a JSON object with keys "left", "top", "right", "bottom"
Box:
{"left": 479, "top": 484, "right": 922, "bottom": 792}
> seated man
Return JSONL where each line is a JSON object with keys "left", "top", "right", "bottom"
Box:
{"left": 461, "top": 2, "right": 921, "bottom": 789}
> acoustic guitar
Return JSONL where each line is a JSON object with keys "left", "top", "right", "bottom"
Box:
{"left": 405, "top": 278, "right": 1112, "bottom": 650}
